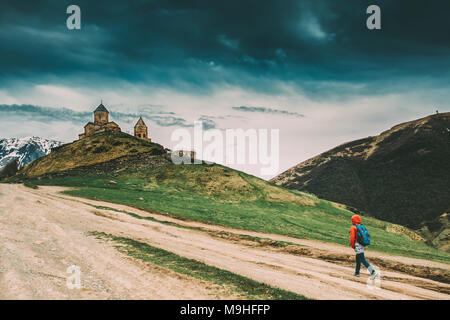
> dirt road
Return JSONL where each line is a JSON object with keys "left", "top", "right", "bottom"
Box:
{"left": 0, "top": 184, "right": 449, "bottom": 300}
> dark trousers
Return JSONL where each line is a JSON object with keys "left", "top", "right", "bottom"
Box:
{"left": 355, "top": 252, "right": 371, "bottom": 274}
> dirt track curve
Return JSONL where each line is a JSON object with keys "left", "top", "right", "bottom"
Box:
{"left": 0, "top": 184, "right": 449, "bottom": 300}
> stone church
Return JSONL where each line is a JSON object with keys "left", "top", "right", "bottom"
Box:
{"left": 79, "top": 102, "right": 150, "bottom": 141}
{"left": 134, "top": 117, "right": 151, "bottom": 142}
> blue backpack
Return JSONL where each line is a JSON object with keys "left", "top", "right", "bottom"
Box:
{"left": 355, "top": 224, "right": 371, "bottom": 246}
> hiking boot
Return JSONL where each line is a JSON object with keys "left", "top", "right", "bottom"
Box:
{"left": 369, "top": 270, "right": 378, "bottom": 280}
{"left": 353, "top": 273, "right": 360, "bottom": 277}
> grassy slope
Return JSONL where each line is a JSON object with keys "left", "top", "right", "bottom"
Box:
{"left": 26, "top": 161, "right": 450, "bottom": 263}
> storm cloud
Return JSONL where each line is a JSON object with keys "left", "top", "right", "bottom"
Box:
{"left": 1, "top": 1, "right": 449, "bottom": 178}
{"left": 0, "top": 104, "right": 190, "bottom": 127}
{"left": 233, "top": 106, "right": 305, "bottom": 118}
{"left": 1, "top": 0, "right": 450, "bottom": 97}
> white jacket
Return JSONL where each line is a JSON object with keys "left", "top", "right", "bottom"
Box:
{"left": 355, "top": 242, "right": 366, "bottom": 254}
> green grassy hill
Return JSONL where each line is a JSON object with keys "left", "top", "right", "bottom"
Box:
{"left": 6, "top": 132, "right": 450, "bottom": 263}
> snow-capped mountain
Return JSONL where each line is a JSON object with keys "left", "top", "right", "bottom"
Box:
{"left": 0, "top": 137, "right": 63, "bottom": 170}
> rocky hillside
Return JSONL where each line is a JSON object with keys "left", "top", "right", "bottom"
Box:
{"left": 0, "top": 137, "right": 62, "bottom": 170}
{"left": 271, "top": 112, "right": 450, "bottom": 229}
{"left": 16, "top": 131, "right": 166, "bottom": 178}
{"left": 417, "top": 212, "right": 450, "bottom": 252}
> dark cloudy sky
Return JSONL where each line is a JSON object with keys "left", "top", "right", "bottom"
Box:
{"left": 1, "top": 0, "right": 449, "bottom": 178}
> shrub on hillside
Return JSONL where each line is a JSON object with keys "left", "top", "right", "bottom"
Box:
{"left": 0, "top": 159, "right": 19, "bottom": 179}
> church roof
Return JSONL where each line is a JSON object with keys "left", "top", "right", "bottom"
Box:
{"left": 134, "top": 117, "right": 147, "bottom": 127}
{"left": 94, "top": 103, "right": 109, "bottom": 113}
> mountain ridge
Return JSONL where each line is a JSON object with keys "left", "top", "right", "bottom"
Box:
{"left": 271, "top": 112, "right": 450, "bottom": 230}
{"left": 0, "top": 136, "right": 62, "bottom": 170}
